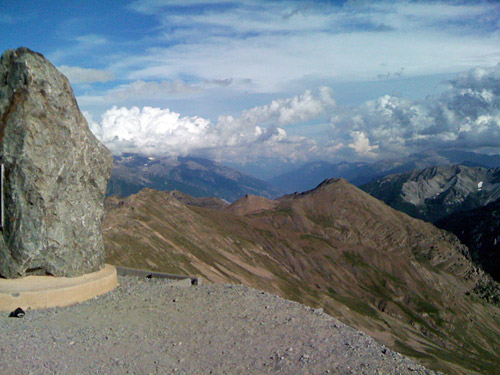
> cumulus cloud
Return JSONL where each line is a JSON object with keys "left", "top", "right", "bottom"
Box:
{"left": 58, "top": 65, "right": 115, "bottom": 84}
{"left": 329, "top": 63, "right": 500, "bottom": 158}
{"left": 348, "top": 131, "right": 379, "bottom": 158}
{"left": 233, "top": 86, "right": 335, "bottom": 127}
{"left": 87, "top": 87, "right": 334, "bottom": 162}
{"left": 87, "top": 106, "right": 213, "bottom": 156}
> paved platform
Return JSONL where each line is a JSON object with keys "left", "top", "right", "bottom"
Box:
{"left": 0, "top": 264, "right": 118, "bottom": 311}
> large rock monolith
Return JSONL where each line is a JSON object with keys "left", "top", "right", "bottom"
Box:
{"left": 0, "top": 47, "right": 113, "bottom": 278}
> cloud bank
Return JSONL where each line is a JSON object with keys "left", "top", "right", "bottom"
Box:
{"left": 87, "top": 64, "right": 500, "bottom": 163}
{"left": 330, "top": 63, "right": 500, "bottom": 159}
{"left": 87, "top": 87, "right": 334, "bottom": 162}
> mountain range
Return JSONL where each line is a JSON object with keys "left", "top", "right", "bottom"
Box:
{"left": 107, "top": 154, "right": 282, "bottom": 202}
{"left": 104, "top": 179, "right": 500, "bottom": 375}
{"left": 361, "top": 165, "right": 500, "bottom": 223}
{"left": 269, "top": 150, "right": 500, "bottom": 194}
{"left": 106, "top": 150, "right": 500, "bottom": 206}
{"left": 360, "top": 164, "right": 500, "bottom": 284}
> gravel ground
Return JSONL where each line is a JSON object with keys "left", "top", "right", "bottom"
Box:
{"left": 0, "top": 276, "right": 439, "bottom": 374}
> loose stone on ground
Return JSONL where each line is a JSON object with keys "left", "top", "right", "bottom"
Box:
{"left": 0, "top": 276, "right": 439, "bottom": 374}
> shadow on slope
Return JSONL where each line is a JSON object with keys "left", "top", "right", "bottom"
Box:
{"left": 436, "top": 198, "right": 500, "bottom": 282}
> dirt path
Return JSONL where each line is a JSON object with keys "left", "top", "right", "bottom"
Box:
{"left": 0, "top": 276, "right": 438, "bottom": 374}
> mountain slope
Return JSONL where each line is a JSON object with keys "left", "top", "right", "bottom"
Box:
{"left": 225, "top": 194, "right": 278, "bottom": 216}
{"left": 436, "top": 198, "right": 500, "bottom": 282}
{"left": 108, "top": 154, "right": 282, "bottom": 202}
{"left": 104, "top": 182, "right": 500, "bottom": 375}
{"left": 361, "top": 165, "right": 500, "bottom": 223}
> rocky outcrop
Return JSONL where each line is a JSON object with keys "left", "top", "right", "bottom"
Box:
{"left": 0, "top": 47, "right": 113, "bottom": 278}
{"left": 226, "top": 193, "right": 277, "bottom": 215}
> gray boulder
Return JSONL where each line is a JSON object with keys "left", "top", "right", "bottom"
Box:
{"left": 0, "top": 47, "right": 113, "bottom": 278}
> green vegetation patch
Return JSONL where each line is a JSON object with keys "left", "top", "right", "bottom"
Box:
{"left": 328, "top": 287, "right": 380, "bottom": 319}
{"left": 342, "top": 251, "right": 368, "bottom": 267}
{"left": 306, "top": 214, "right": 335, "bottom": 227}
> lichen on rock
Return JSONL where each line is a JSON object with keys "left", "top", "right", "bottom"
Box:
{"left": 0, "top": 47, "right": 113, "bottom": 278}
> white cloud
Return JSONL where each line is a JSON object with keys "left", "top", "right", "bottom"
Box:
{"left": 58, "top": 2, "right": 500, "bottom": 167}
{"left": 117, "top": 27, "right": 500, "bottom": 94}
{"left": 112, "top": 80, "right": 199, "bottom": 97}
{"left": 58, "top": 65, "right": 115, "bottom": 84}
{"left": 89, "top": 106, "right": 214, "bottom": 156}
{"left": 112, "top": 0, "right": 500, "bottom": 93}
{"left": 348, "top": 131, "right": 379, "bottom": 158}
{"left": 86, "top": 63, "right": 500, "bottom": 163}
{"left": 88, "top": 88, "right": 333, "bottom": 162}
{"left": 129, "top": 0, "right": 227, "bottom": 14}
{"left": 236, "top": 86, "right": 335, "bottom": 126}
{"left": 329, "top": 63, "right": 500, "bottom": 158}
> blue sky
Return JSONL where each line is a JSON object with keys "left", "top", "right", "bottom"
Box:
{"left": 2, "top": 0, "right": 500, "bottom": 177}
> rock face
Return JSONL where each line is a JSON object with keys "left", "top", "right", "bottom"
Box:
{"left": 0, "top": 47, "right": 113, "bottom": 278}
{"left": 361, "top": 165, "right": 500, "bottom": 223}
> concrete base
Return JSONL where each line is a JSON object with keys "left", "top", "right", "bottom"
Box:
{"left": 0, "top": 264, "right": 118, "bottom": 311}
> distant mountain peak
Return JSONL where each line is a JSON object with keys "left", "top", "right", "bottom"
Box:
{"left": 315, "top": 177, "right": 345, "bottom": 188}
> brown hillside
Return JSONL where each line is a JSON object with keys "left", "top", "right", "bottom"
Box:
{"left": 104, "top": 180, "right": 500, "bottom": 375}
{"left": 169, "top": 190, "right": 228, "bottom": 209}
{"left": 226, "top": 194, "right": 278, "bottom": 216}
